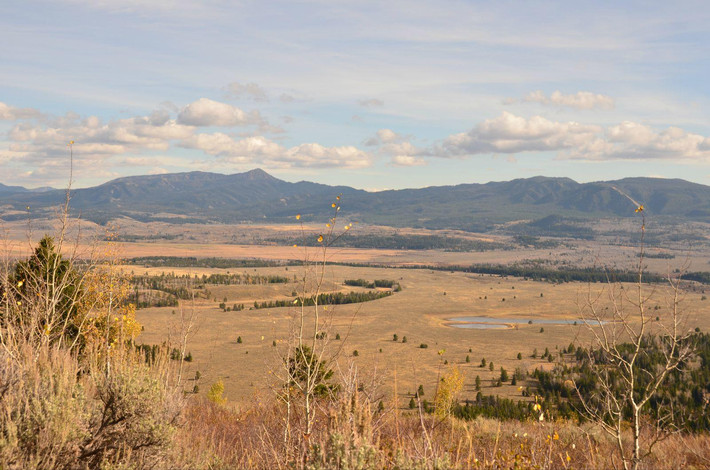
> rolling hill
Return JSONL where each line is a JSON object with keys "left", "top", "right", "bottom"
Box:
{"left": 1, "top": 169, "right": 709, "bottom": 233}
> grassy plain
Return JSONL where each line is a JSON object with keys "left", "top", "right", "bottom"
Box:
{"left": 6, "top": 217, "right": 710, "bottom": 406}
{"left": 4, "top": 215, "right": 710, "bottom": 467}
{"left": 133, "top": 262, "right": 710, "bottom": 406}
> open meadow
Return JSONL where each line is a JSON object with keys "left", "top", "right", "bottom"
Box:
{"left": 132, "top": 260, "right": 710, "bottom": 406}
{"left": 6, "top": 217, "right": 709, "bottom": 406}
{"left": 5, "top": 218, "right": 710, "bottom": 468}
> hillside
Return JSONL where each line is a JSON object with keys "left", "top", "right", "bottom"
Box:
{"left": 2, "top": 170, "right": 709, "bottom": 232}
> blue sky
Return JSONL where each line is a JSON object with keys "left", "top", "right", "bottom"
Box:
{"left": 1, "top": 1, "right": 709, "bottom": 189}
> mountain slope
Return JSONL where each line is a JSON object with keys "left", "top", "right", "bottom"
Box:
{"left": 2, "top": 170, "right": 709, "bottom": 230}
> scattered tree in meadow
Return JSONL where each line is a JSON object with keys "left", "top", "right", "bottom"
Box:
{"left": 207, "top": 379, "right": 226, "bottom": 405}
{"left": 434, "top": 366, "right": 464, "bottom": 418}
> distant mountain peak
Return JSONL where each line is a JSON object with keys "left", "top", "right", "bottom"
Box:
{"left": 239, "top": 168, "right": 277, "bottom": 181}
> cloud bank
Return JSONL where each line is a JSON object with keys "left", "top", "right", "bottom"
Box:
{"left": 436, "top": 112, "right": 710, "bottom": 161}
{"left": 3, "top": 97, "right": 710, "bottom": 186}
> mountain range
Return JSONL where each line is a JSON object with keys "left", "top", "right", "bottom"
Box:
{"left": 1, "top": 169, "right": 709, "bottom": 233}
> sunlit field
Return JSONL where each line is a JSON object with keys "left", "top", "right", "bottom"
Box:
{"left": 133, "top": 262, "right": 710, "bottom": 404}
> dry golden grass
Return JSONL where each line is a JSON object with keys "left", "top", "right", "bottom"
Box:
{"left": 135, "top": 264, "right": 710, "bottom": 408}
{"left": 170, "top": 396, "right": 710, "bottom": 469}
{"left": 5, "top": 217, "right": 710, "bottom": 270}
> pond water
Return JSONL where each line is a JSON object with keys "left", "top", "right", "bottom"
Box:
{"left": 446, "top": 316, "right": 603, "bottom": 329}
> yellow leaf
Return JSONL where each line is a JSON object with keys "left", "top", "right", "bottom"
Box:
{"left": 296, "top": 214, "right": 301, "bottom": 220}
{"left": 317, "top": 235, "right": 323, "bottom": 243}
{"left": 331, "top": 203, "right": 336, "bottom": 208}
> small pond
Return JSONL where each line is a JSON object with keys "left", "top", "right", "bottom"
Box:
{"left": 446, "top": 316, "right": 604, "bottom": 329}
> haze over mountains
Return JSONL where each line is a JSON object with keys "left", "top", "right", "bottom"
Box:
{"left": 1, "top": 169, "right": 709, "bottom": 232}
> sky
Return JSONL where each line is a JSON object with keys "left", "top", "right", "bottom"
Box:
{"left": 1, "top": 0, "right": 709, "bottom": 190}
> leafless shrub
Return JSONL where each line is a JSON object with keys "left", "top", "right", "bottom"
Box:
{"left": 576, "top": 207, "right": 696, "bottom": 470}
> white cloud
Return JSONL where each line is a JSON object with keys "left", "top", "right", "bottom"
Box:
{"left": 5, "top": 111, "right": 195, "bottom": 174}
{"left": 177, "top": 98, "right": 262, "bottom": 127}
{"left": 0, "top": 102, "right": 42, "bottom": 120}
{"left": 375, "top": 128, "right": 400, "bottom": 144}
{"left": 390, "top": 155, "right": 427, "bottom": 166}
{"left": 364, "top": 128, "right": 428, "bottom": 165}
{"left": 436, "top": 112, "right": 710, "bottom": 162}
{"left": 180, "top": 134, "right": 280, "bottom": 164}
{"left": 181, "top": 133, "right": 373, "bottom": 169}
{"left": 364, "top": 128, "right": 404, "bottom": 146}
{"left": 225, "top": 82, "right": 269, "bottom": 102}
{"left": 569, "top": 121, "right": 710, "bottom": 161}
{"left": 181, "top": 132, "right": 372, "bottom": 168}
{"left": 285, "top": 143, "right": 373, "bottom": 169}
{"left": 1, "top": 99, "right": 376, "bottom": 182}
{"left": 521, "top": 90, "right": 615, "bottom": 110}
{"left": 440, "top": 112, "right": 601, "bottom": 156}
